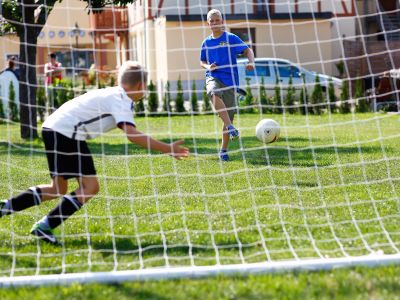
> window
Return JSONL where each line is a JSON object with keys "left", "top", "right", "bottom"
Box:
{"left": 55, "top": 50, "right": 95, "bottom": 76}
{"left": 245, "top": 61, "right": 271, "bottom": 77}
{"left": 273, "top": 61, "right": 301, "bottom": 78}
{"left": 230, "top": 28, "right": 256, "bottom": 57}
{"left": 254, "top": 0, "right": 267, "bottom": 14}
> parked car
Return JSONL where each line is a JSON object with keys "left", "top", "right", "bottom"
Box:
{"left": 366, "top": 68, "right": 400, "bottom": 111}
{"left": 237, "top": 58, "right": 342, "bottom": 98}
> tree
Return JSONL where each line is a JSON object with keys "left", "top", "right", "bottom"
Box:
{"left": 2, "top": 0, "right": 58, "bottom": 138}
{"left": 175, "top": 77, "right": 185, "bottom": 113}
{"left": 1, "top": 0, "right": 139, "bottom": 139}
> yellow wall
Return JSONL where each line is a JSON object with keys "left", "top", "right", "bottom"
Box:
{"left": 0, "top": 34, "right": 20, "bottom": 70}
{"left": 148, "top": 19, "right": 333, "bottom": 87}
{"left": 37, "top": 0, "right": 93, "bottom": 47}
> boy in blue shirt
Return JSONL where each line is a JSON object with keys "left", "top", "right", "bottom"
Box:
{"left": 200, "top": 9, "right": 255, "bottom": 161}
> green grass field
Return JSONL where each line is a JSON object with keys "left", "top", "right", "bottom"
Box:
{"left": 1, "top": 112, "right": 400, "bottom": 298}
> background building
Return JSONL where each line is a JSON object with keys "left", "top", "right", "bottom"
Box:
{"left": 127, "top": 0, "right": 358, "bottom": 98}
{"left": 1, "top": 0, "right": 398, "bottom": 97}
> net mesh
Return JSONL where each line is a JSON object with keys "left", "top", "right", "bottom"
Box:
{"left": 0, "top": 0, "right": 399, "bottom": 282}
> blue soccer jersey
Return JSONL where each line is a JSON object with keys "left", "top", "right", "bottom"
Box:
{"left": 200, "top": 31, "right": 249, "bottom": 87}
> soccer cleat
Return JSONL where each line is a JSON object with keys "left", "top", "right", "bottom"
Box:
{"left": 30, "top": 222, "right": 59, "bottom": 245}
{"left": 226, "top": 124, "right": 239, "bottom": 140}
{"left": 219, "top": 149, "right": 229, "bottom": 162}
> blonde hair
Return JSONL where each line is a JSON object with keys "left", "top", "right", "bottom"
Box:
{"left": 207, "top": 9, "right": 222, "bottom": 21}
{"left": 118, "top": 61, "right": 147, "bottom": 87}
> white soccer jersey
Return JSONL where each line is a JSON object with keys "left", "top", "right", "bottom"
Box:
{"left": 43, "top": 86, "right": 135, "bottom": 140}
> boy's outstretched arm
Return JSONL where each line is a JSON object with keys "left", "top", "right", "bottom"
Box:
{"left": 120, "top": 123, "right": 189, "bottom": 160}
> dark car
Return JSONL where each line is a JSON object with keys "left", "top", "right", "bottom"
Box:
{"left": 367, "top": 69, "right": 400, "bottom": 111}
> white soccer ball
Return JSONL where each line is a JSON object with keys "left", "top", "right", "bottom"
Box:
{"left": 255, "top": 119, "right": 280, "bottom": 144}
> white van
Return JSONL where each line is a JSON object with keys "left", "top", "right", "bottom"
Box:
{"left": 237, "top": 58, "right": 342, "bottom": 98}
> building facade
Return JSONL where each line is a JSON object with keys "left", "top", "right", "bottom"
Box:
{"left": 127, "top": 0, "right": 358, "bottom": 97}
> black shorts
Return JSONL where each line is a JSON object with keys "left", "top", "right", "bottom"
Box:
{"left": 42, "top": 128, "right": 96, "bottom": 179}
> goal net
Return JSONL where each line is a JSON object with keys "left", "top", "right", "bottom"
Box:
{"left": 1, "top": 0, "right": 400, "bottom": 286}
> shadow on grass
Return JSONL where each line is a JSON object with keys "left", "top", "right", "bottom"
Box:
{"left": 0, "top": 136, "right": 389, "bottom": 168}
{"left": 64, "top": 236, "right": 245, "bottom": 261}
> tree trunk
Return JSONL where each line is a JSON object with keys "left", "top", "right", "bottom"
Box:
{"left": 19, "top": 15, "right": 38, "bottom": 139}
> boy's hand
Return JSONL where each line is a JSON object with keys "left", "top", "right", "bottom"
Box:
{"left": 209, "top": 63, "right": 217, "bottom": 71}
{"left": 169, "top": 140, "right": 189, "bottom": 160}
{"left": 246, "top": 62, "right": 255, "bottom": 71}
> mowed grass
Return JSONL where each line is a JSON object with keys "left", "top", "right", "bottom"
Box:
{"left": 1, "top": 112, "right": 400, "bottom": 297}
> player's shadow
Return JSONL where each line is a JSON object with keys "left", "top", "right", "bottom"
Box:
{"left": 186, "top": 136, "right": 387, "bottom": 167}
{"left": 67, "top": 236, "right": 248, "bottom": 263}
{"left": 0, "top": 141, "right": 45, "bottom": 156}
{"left": 1, "top": 136, "right": 391, "bottom": 169}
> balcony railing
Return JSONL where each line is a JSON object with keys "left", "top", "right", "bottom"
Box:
{"left": 90, "top": 8, "right": 128, "bottom": 32}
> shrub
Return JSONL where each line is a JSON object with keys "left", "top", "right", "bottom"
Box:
{"left": 147, "top": 80, "right": 159, "bottom": 113}
{"left": 81, "top": 79, "right": 87, "bottom": 95}
{"left": 241, "top": 77, "right": 254, "bottom": 113}
{"left": 162, "top": 81, "right": 172, "bottom": 113}
{"left": 202, "top": 85, "right": 211, "bottom": 113}
{"left": 109, "top": 76, "right": 115, "bottom": 87}
{"left": 54, "top": 80, "right": 69, "bottom": 108}
{"left": 8, "top": 81, "right": 19, "bottom": 122}
{"left": 336, "top": 60, "right": 345, "bottom": 78}
{"left": 37, "top": 78, "right": 46, "bottom": 122}
{"left": 190, "top": 81, "right": 198, "bottom": 113}
{"left": 340, "top": 79, "right": 351, "bottom": 113}
{"left": 310, "top": 75, "right": 323, "bottom": 115}
{"left": 328, "top": 79, "right": 336, "bottom": 113}
{"left": 355, "top": 77, "right": 369, "bottom": 113}
{"left": 273, "top": 77, "right": 283, "bottom": 114}
{"left": 135, "top": 99, "right": 145, "bottom": 116}
{"left": 175, "top": 77, "right": 185, "bottom": 113}
{"left": 0, "top": 84, "right": 4, "bottom": 120}
{"left": 259, "top": 76, "right": 270, "bottom": 114}
{"left": 299, "top": 75, "right": 309, "bottom": 115}
{"left": 285, "top": 75, "right": 296, "bottom": 114}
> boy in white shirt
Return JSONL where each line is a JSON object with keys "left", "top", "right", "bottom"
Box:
{"left": 0, "top": 61, "right": 189, "bottom": 244}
